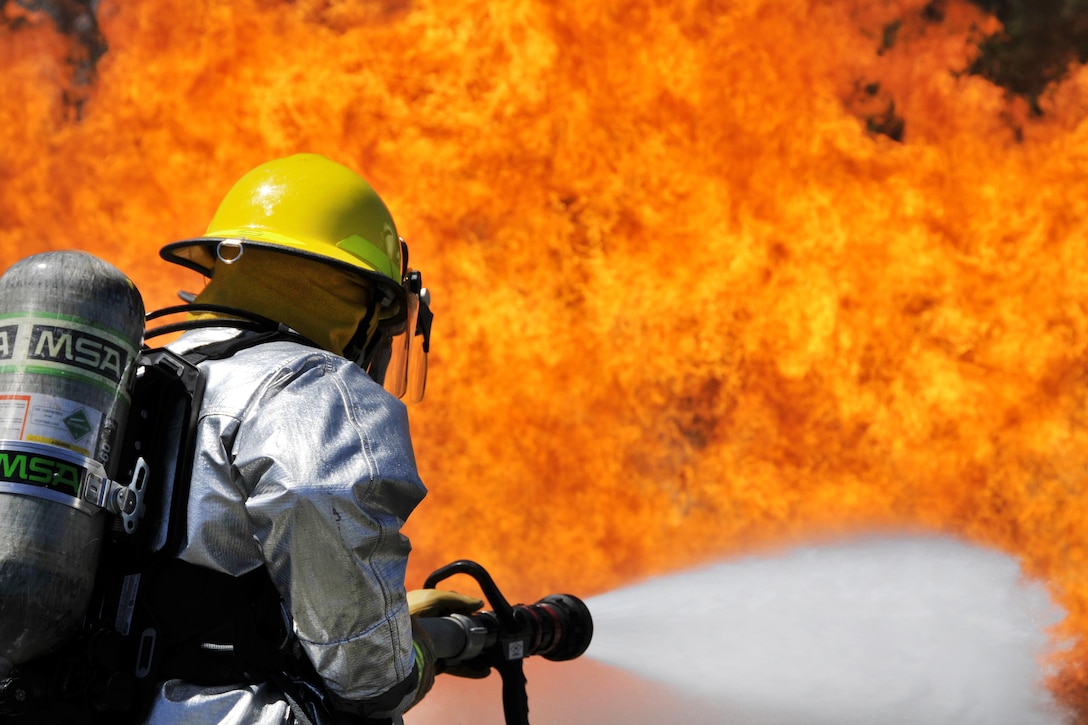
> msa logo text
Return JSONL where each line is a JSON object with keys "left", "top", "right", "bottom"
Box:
{"left": 0, "top": 451, "right": 81, "bottom": 495}
{"left": 27, "top": 325, "right": 130, "bottom": 383}
{"left": 0, "top": 325, "right": 17, "bottom": 361}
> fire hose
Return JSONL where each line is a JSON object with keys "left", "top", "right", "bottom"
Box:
{"left": 417, "top": 560, "right": 594, "bottom": 725}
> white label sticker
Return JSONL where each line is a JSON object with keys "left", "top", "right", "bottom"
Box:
{"left": 0, "top": 392, "right": 101, "bottom": 455}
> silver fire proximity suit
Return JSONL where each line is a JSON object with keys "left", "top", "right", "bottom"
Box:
{"left": 142, "top": 327, "right": 427, "bottom": 725}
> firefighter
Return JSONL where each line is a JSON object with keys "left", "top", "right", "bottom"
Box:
{"left": 144, "top": 153, "right": 480, "bottom": 724}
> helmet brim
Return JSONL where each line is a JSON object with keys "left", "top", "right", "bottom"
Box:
{"left": 160, "top": 237, "right": 407, "bottom": 324}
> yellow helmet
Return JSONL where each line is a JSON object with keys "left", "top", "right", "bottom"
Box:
{"left": 160, "top": 153, "right": 405, "bottom": 321}
{"left": 158, "top": 153, "right": 430, "bottom": 403}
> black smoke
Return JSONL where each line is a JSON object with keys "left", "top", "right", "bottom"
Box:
{"left": 1, "top": 0, "right": 105, "bottom": 118}
{"left": 967, "top": 0, "right": 1088, "bottom": 112}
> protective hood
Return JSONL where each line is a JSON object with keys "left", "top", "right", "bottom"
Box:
{"left": 192, "top": 248, "right": 377, "bottom": 356}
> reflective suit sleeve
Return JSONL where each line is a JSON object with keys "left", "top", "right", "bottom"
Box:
{"left": 231, "top": 351, "right": 427, "bottom": 711}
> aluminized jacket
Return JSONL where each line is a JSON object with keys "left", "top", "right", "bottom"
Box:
{"left": 144, "top": 328, "right": 427, "bottom": 724}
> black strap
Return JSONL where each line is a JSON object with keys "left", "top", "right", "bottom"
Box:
{"left": 144, "top": 561, "right": 398, "bottom": 725}
{"left": 343, "top": 297, "right": 379, "bottom": 365}
{"left": 144, "top": 303, "right": 323, "bottom": 354}
{"left": 181, "top": 328, "right": 320, "bottom": 364}
{"left": 141, "top": 561, "right": 297, "bottom": 684}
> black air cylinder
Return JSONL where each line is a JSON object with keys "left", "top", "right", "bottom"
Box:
{"left": 0, "top": 251, "right": 144, "bottom": 675}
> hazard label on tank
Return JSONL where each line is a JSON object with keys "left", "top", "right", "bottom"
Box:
{"left": 0, "top": 392, "right": 101, "bottom": 456}
{"left": 0, "top": 395, "right": 30, "bottom": 439}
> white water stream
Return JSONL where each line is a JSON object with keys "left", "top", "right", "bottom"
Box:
{"left": 409, "top": 533, "right": 1071, "bottom": 724}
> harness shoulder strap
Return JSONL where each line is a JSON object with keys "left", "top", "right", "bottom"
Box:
{"left": 124, "top": 322, "right": 319, "bottom": 558}
{"left": 181, "top": 327, "right": 319, "bottom": 364}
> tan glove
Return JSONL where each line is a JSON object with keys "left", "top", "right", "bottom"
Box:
{"left": 407, "top": 588, "right": 484, "bottom": 618}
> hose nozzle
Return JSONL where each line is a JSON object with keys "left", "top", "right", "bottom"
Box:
{"left": 418, "top": 560, "right": 593, "bottom": 725}
{"left": 513, "top": 592, "right": 593, "bottom": 662}
{"left": 419, "top": 559, "right": 593, "bottom": 666}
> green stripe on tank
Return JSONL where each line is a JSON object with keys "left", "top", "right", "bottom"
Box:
{"left": 0, "top": 364, "right": 132, "bottom": 402}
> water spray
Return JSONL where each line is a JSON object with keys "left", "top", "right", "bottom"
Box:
{"left": 576, "top": 534, "right": 1067, "bottom": 725}
{"left": 418, "top": 559, "right": 593, "bottom": 725}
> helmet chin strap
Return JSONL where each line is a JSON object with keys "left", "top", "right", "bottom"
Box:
{"left": 344, "top": 296, "right": 380, "bottom": 363}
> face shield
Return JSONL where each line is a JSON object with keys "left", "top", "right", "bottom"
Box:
{"left": 361, "top": 269, "right": 431, "bottom": 404}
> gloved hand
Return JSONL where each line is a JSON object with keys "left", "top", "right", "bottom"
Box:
{"left": 407, "top": 588, "right": 484, "bottom": 618}
{"left": 407, "top": 588, "right": 490, "bottom": 679}
{"left": 408, "top": 616, "right": 437, "bottom": 709}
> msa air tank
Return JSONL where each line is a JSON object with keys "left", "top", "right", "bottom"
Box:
{"left": 0, "top": 251, "right": 144, "bottom": 676}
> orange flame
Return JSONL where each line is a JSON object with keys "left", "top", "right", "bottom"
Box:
{"left": 3, "top": 0, "right": 1088, "bottom": 713}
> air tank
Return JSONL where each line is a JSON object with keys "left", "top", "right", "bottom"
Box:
{"left": 0, "top": 251, "right": 144, "bottom": 676}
